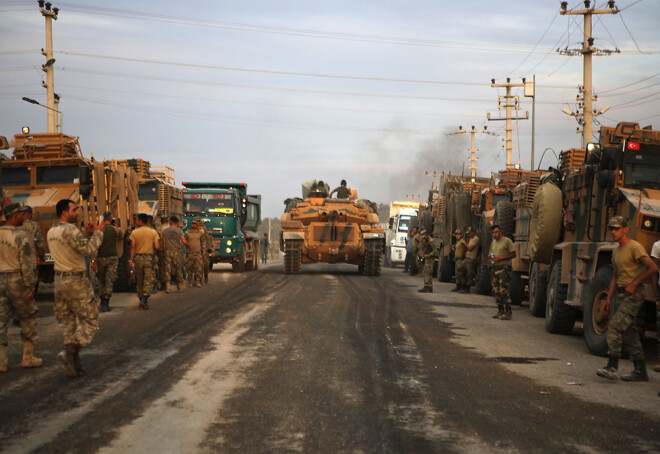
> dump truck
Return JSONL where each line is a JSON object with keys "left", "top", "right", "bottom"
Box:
{"left": 526, "top": 122, "right": 660, "bottom": 356}
{"left": 181, "top": 182, "right": 261, "bottom": 272}
{"left": 0, "top": 131, "right": 139, "bottom": 284}
{"left": 280, "top": 180, "right": 385, "bottom": 275}
{"left": 385, "top": 201, "right": 420, "bottom": 267}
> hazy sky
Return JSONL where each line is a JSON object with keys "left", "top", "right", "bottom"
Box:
{"left": 1, "top": 0, "right": 658, "bottom": 217}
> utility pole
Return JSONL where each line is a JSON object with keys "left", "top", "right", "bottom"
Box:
{"left": 38, "top": 1, "right": 60, "bottom": 133}
{"left": 488, "top": 78, "right": 529, "bottom": 169}
{"left": 559, "top": 1, "right": 618, "bottom": 148}
{"left": 447, "top": 125, "right": 496, "bottom": 179}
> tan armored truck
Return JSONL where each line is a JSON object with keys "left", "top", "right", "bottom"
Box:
{"left": 0, "top": 131, "right": 139, "bottom": 284}
{"left": 280, "top": 180, "right": 385, "bottom": 275}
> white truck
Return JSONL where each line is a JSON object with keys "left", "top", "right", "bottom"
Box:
{"left": 385, "top": 201, "right": 420, "bottom": 267}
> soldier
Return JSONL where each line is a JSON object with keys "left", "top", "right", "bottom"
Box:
{"left": 157, "top": 215, "right": 169, "bottom": 290}
{"left": 147, "top": 215, "right": 160, "bottom": 293}
{"left": 464, "top": 227, "right": 480, "bottom": 293}
{"left": 0, "top": 203, "right": 41, "bottom": 372}
{"left": 129, "top": 213, "right": 160, "bottom": 310}
{"left": 489, "top": 225, "right": 516, "bottom": 320}
{"left": 410, "top": 228, "right": 422, "bottom": 276}
{"left": 597, "top": 216, "right": 658, "bottom": 382}
{"left": 19, "top": 206, "right": 45, "bottom": 262}
{"left": 330, "top": 180, "right": 350, "bottom": 199}
{"left": 404, "top": 226, "right": 417, "bottom": 273}
{"left": 94, "top": 211, "right": 123, "bottom": 312}
{"left": 47, "top": 199, "right": 104, "bottom": 377}
{"left": 453, "top": 229, "right": 468, "bottom": 293}
{"left": 261, "top": 233, "right": 269, "bottom": 265}
{"left": 650, "top": 238, "right": 660, "bottom": 373}
{"left": 417, "top": 229, "right": 436, "bottom": 293}
{"left": 185, "top": 218, "right": 206, "bottom": 288}
{"left": 201, "top": 222, "right": 214, "bottom": 283}
{"left": 162, "top": 216, "right": 187, "bottom": 293}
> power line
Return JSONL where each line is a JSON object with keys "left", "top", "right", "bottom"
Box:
{"left": 506, "top": 12, "right": 559, "bottom": 77}
{"left": 599, "top": 71, "right": 660, "bottom": 93}
{"left": 618, "top": 11, "right": 650, "bottom": 54}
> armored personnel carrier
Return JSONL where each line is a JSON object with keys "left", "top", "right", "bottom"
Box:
{"left": 280, "top": 180, "right": 385, "bottom": 275}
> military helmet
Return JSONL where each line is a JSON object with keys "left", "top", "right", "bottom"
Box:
{"left": 454, "top": 229, "right": 462, "bottom": 235}
{"left": 607, "top": 215, "right": 628, "bottom": 229}
{"left": 3, "top": 203, "right": 29, "bottom": 217}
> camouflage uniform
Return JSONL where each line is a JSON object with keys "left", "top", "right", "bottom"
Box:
{"left": 165, "top": 249, "right": 184, "bottom": 287}
{"left": 0, "top": 225, "right": 39, "bottom": 371}
{"left": 607, "top": 288, "right": 645, "bottom": 360}
{"left": 47, "top": 222, "right": 103, "bottom": 349}
{"left": 185, "top": 227, "right": 206, "bottom": 286}
{"left": 465, "top": 234, "right": 480, "bottom": 286}
{"left": 420, "top": 234, "right": 436, "bottom": 291}
{"left": 156, "top": 223, "right": 167, "bottom": 287}
{"left": 489, "top": 235, "right": 515, "bottom": 318}
{"left": 19, "top": 218, "right": 45, "bottom": 260}
{"left": 96, "top": 256, "right": 118, "bottom": 299}
{"left": 134, "top": 254, "right": 156, "bottom": 299}
{"left": 454, "top": 236, "right": 468, "bottom": 287}
{"left": 411, "top": 232, "right": 421, "bottom": 276}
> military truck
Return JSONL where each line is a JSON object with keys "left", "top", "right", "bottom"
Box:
{"left": 528, "top": 122, "right": 660, "bottom": 356}
{"left": 0, "top": 131, "right": 139, "bottom": 284}
{"left": 181, "top": 182, "right": 261, "bottom": 272}
{"left": 385, "top": 201, "right": 420, "bottom": 267}
{"left": 280, "top": 180, "right": 385, "bottom": 275}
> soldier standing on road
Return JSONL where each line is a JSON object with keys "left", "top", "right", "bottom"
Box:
{"left": 162, "top": 216, "right": 187, "bottom": 293}
{"left": 261, "top": 233, "right": 270, "bottom": 264}
{"left": 129, "top": 213, "right": 160, "bottom": 310}
{"left": 19, "top": 206, "right": 45, "bottom": 262}
{"left": 404, "top": 226, "right": 417, "bottom": 273}
{"left": 330, "top": 180, "right": 350, "bottom": 199}
{"left": 0, "top": 204, "right": 41, "bottom": 373}
{"left": 650, "top": 238, "right": 660, "bottom": 373}
{"left": 185, "top": 218, "right": 206, "bottom": 288}
{"left": 410, "top": 228, "right": 421, "bottom": 276}
{"left": 95, "top": 211, "right": 123, "bottom": 312}
{"left": 489, "top": 225, "right": 516, "bottom": 320}
{"left": 465, "top": 227, "right": 480, "bottom": 293}
{"left": 453, "top": 230, "right": 468, "bottom": 293}
{"left": 157, "top": 215, "right": 169, "bottom": 291}
{"left": 201, "top": 222, "right": 214, "bottom": 283}
{"left": 597, "top": 216, "right": 658, "bottom": 382}
{"left": 418, "top": 229, "right": 436, "bottom": 293}
{"left": 48, "top": 199, "right": 104, "bottom": 377}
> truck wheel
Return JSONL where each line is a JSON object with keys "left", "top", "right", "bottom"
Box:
{"left": 253, "top": 242, "right": 259, "bottom": 271}
{"left": 545, "top": 261, "right": 576, "bottom": 334}
{"left": 494, "top": 201, "right": 515, "bottom": 240}
{"left": 439, "top": 247, "right": 453, "bottom": 282}
{"left": 283, "top": 239, "right": 302, "bottom": 274}
{"left": 509, "top": 271, "right": 524, "bottom": 306}
{"left": 529, "top": 263, "right": 547, "bottom": 318}
{"left": 232, "top": 247, "right": 246, "bottom": 273}
{"left": 583, "top": 265, "right": 616, "bottom": 356}
{"left": 475, "top": 262, "right": 491, "bottom": 295}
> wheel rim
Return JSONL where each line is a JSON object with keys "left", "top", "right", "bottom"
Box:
{"left": 591, "top": 288, "right": 611, "bottom": 335}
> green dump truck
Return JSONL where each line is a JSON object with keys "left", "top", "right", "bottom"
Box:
{"left": 181, "top": 182, "right": 261, "bottom": 272}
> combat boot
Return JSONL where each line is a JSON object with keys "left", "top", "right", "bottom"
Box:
{"left": 188, "top": 279, "right": 193, "bottom": 288}
{"left": 72, "top": 345, "right": 84, "bottom": 376}
{"left": 20, "top": 341, "right": 43, "bottom": 368}
{"left": 621, "top": 359, "right": 649, "bottom": 382}
{"left": 138, "top": 296, "right": 149, "bottom": 310}
{"left": 499, "top": 305, "right": 512, "bottom": 320}
{"left": 492, "top": 305, "right": 505, "bottom": 319}
{"left": 57, "top": 344, "right": 79, "bottom": 377}
{"left": 99, "top": 297, "right": 111, "bottom": 312}
{"left": 464, "top": 286, "right": 471, "bottom": 294}
{"left": 0, "top": 345, "right": 7, "bottom": 372}
{"left": 195, "top": 281, "right": 202, "bottom": 288}
{"left": 165, "top": 282, "right": 171, "bottom": 294}
{"left": 596, "top": 356, "right": 619, "bottom": 380}
{"left": 177, "top": 282, "right": 185, "bottom": 292}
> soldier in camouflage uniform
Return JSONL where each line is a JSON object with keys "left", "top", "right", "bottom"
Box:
{"left": 453, "top": 230, "right": 468, "bottom": 293}
{"left": 162, "top": 216, "right": 187, "bottom": 293}
{"left": 47, "top": 199, "right": 104, "bottom": 377}
{"left": 417, "top": 229, "right": 436, "bottom": 293}
{"left": 410, "top": 229, "right": 421, "bottom": 276}
{"left": 185, "top": 218, "right": 206, "bottom": 288}
{"left": 464, "top": 227, "right": 480, "bottom": 293}
{"left": 94, "top": 211, "right": 124, "bottom": 312}
{"left": 0, "top": 204, "right": 41, "bottom": 372}
{"left": 201, "top": 222, "right": 214, "bottom": 283}
{"left": 19, "top": 206, "right": 45, "bottom": 262}
{"left": 488, "top": 225, "right": 516, "bottom": 320}
{"left": 129, "top": 213, "right": 161, "bottom": 310}
{"left": 157, "top": 215, "right": 169, "bottom": 290}
{"left": 597, "top": 216, "right": 658, "bottom": 382}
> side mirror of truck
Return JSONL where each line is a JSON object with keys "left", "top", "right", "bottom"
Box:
{"left": 79, "top": 164, "right": 92, "bottom": 199}
{"left": 388, "top": 217, "right": 394, "bottom": 229}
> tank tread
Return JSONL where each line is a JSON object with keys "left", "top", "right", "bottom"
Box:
{"left": 363, "top": 239, "right": 383, "bottom": 276}
{"left": 284, "top": 239, "right": 302, "bottom": 274}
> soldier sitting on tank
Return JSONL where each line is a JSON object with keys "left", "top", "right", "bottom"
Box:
{"left": 310, "top": 180, "right": 329, "bottom": 198}
{"left": 330, "top": 180, "right": 350, "bottom": 199}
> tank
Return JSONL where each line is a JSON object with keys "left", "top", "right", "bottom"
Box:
{"left": 280, "top": 180, "right": 385, "bottom": 275}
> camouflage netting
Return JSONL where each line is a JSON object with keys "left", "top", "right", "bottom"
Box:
{"left": 302, "top": 179, "right": 330, "bottom": 198}
{"left": 356, "top": 199, "right": 378, "bottom": 214}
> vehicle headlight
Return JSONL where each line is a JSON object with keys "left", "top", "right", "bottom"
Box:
{"left": 644, "top": 219, "right": 652, "bottom": 229}
{"left": 226, "top": 247, "right": 231, "bottom": 253}
{"left": 227, "top": 240, "right": 232, "bottom": 246}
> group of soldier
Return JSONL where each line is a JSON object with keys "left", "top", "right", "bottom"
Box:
{"left": 0, "top": 199, "right": 215, "bottom": 378}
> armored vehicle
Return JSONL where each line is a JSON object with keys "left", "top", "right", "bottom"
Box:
{"left": 280, "top": 180, "right": 385, "bottom": 275}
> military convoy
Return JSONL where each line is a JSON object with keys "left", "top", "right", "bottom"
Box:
{"left": 280, "top": 180, "right": 384, "bottom": 275}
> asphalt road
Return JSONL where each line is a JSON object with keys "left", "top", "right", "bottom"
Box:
{"left": 1, "top": 260, "right": 659, "bottom": 453}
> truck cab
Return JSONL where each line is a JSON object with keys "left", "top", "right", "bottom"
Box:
{"left": 386, "top": 207, "right": 418, "bottom": 267}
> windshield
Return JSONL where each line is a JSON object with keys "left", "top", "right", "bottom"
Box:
{"left": 398, "top": 215, "right": 411, "bottom": 232}
{"left": 624, "top": 146, "right": 660, "bottom": 188}
{"left": 3, "top": 167, "right": 30, "bottom": 186}
{"left": 183, "top": 193, "right": 234, "bottom": 216}
{"left": 36, "top": 165, "right": 78, "bottom": 185}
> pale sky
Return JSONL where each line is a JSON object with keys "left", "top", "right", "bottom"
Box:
{"left": 1, "top": 0, "right": 658, "bottom": 217}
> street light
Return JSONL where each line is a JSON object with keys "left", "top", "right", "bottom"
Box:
{"left": 22, "top": 96, "right": 62, "bottom": 132}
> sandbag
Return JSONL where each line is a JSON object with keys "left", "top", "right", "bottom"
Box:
{"left": 529, "top": 183, "right": 563, "bottom": 264}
